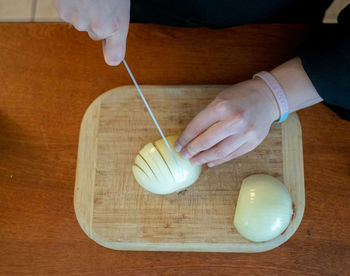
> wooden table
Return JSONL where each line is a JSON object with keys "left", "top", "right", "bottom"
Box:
{"left": 0, "top": 23, "right": 349, "bottom": 275}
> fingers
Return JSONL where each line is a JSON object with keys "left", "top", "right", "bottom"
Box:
{"left": 175, "top": 80, "right": 276, "bottom": 167}
{"left": 88, "top": 31, "right": 99, "bottom": 40}
{"left": 54, "top": 0, "right": 131, "bottom": 66}
{"left": 87, "top": 19, "right": 119, "bottom": 40}
{"left": 103, "top": 30, "right": 128, "bottom": 66}
{"left": 174, "top": 102, "right": 224, "bottom": 153}
{"left": 71, "top": 13, "right": 89, "bottom": 31}
{"left": 180, "top": 120, "right": 240, "bottom": 160}
{"left": 190, "top": 135, "right": 246, "bottom": 165}
{"left": 88, "top": 18, "right": 118, "bottom": 39}
{"left": 207, "top": 143, "right": 256, "bottom": 167}
{"left": 102, "top": 4, "right": 130, "bottom": 66}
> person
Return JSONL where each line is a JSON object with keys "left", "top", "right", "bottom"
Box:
{"left": 54, "top": 0, "right": 350, "bottom": 167}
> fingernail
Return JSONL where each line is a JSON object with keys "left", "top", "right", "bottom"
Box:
{"left": 174, "top": 142, "right": 182, "bottom": 152}
{"left": 107, "top": 59, "right": 121, "bottom": 66}
{"left": 207, "top": 162, "right": 215, "bottom": 167}
{"left": 181, "top": 149, "right": 191, "bottom": 160}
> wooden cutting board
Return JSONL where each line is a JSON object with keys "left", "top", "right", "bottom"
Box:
{"left": 74, "top": 85, "right": 304, "bottom": 252}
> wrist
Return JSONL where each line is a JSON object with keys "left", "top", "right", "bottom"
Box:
{"left": 251, "top": 78, "right": 280, "bottom": 123}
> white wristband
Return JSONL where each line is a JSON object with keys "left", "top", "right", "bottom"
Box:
{"left": 253, "top": 71, "right": 289, "bottom": 123}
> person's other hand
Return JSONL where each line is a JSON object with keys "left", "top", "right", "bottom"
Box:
{"left": 174, "top": 79, "right": 280, "bottom": 167}
{"left": 54, "top": 0, "right": 130, "bottom": 65}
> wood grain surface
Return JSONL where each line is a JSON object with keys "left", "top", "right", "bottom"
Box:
{"left": 75, "top": 85, "right": 304, "bottom": 252}
{"left": 0, "top": 23, "right": 349, "bottom": 275}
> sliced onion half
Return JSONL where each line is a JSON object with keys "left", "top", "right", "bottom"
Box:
{"left": 133, "top": 136, "right": 202, "bottom": 194}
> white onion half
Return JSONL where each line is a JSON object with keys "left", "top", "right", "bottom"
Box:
{"left": 234, "top": 174, "right": 293, "bottom": 242}
{"left": 132, "top": 136, "right": 202, "bottom": 194}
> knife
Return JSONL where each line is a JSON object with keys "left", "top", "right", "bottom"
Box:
{"left": 123, "top": 59, "right": 180, "bottom": 168}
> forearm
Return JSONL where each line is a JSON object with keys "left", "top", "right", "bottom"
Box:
{"left": 269, "top": 57, "right": 323, "bottom": 114}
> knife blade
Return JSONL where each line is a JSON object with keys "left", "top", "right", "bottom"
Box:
{"left": 123, "top": 59, "right": 180, "bottom": 168}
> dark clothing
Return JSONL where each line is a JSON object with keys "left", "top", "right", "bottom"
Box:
{"left": 130, "top": 0, "right": 350, "bottom": 121}
{"left": 297, "top": 6, "right": 350, "bottom": 120}
{"left": 131, "top": 0, "right": 333, "bottom": 27}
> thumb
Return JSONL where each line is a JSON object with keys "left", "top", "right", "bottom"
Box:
{"left": 103, "top": 26, "right": 128, "bottom": 66}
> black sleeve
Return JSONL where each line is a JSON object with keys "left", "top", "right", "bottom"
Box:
{"left": 297, "top": 5, "right": 350, "bottom": 121}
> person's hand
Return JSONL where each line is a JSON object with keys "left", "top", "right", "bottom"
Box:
{"left": 174, "top": 79, "right": 280, "bottom": 167}
{"left": 54, "top": 0, "right": 130, "bottom": 66}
